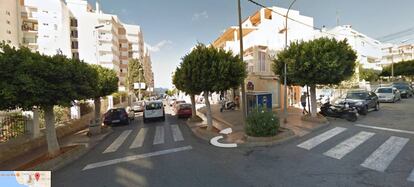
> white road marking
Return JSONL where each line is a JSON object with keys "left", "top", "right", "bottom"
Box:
{"left": 297, "top": 127, "right": 347, "bottom": 150}
{"left": 171, "top": 125, "right": 184, "bottom": 142}
{"left": 129, "top": 128, "right": 148, "bottom": 149}
{"left": 103, "top": 130, "right": 132, "bottom": 153}
{"left": 210, "top": 136, "right": 237, "bottom": 148}
{"left": 407, "top": 168, "right": 414, "bottom": 182}
{"left": 324, "top": 131, "right": 375, "bottom": 159}
{"left": 355, "top": 124, "right": 414, "bottom": 135}
{"left": 361, "top": 136, "right": 409, "bottom": 172}
{"left": 153, "top": 126, "right": 165, "bottom": 145}
{"left": 83, "top": 146, "right": 193, "bottom": 170}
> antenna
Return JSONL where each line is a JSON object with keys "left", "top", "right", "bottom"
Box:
{"left": 336, "top": 9, "right": 340, "bottom": 26}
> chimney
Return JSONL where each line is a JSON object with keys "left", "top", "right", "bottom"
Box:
{"left": 95, "top": 1, "right": 100, "bottom": 13}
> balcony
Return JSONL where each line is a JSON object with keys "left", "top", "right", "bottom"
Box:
{"left": 23, "top": 37, "right": 37, "bottom": 45}
{"left": 22, "top": 22, "right": 38, "bottom": 33}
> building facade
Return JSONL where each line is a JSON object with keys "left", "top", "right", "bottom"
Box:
{"left": 213, "top": 7, "right": 315, "bottom": 108}
{"left": 381, "top": 43, "right": 414, "bottom": 67}
{"left": 316, "top": 25, "right": 384, "bottom": 71}
{"left": 0, "top": 0, "right": 22, "bottom": 48}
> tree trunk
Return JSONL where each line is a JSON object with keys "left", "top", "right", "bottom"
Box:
{"left": 204, "top": 92, "right": 213, "bottom": 131}
{"left": 190, "top": 94, "right": 197, "bottom": 119}
{"left": 43, "top": 105, "right": 60, "bottom": 156}
{"left": 94, "top": 97, "right": 101, "bottom": 124}
{"left": 310, "top": 85, "right": 318, "bottom": 117}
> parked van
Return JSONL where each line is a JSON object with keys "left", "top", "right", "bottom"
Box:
{"left": 143, "top": 101, "right": 165, "bottom": 123}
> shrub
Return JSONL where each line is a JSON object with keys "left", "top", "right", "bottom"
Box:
{"left": 245, "top": 108, "right": 280, "bottom": 137}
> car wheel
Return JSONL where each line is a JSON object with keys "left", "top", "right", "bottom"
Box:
{"left": 360, "top": 106, "right": 368, "bottom": 115}
{"left": 374, "top": 102, "right": 379, "bottom": 111}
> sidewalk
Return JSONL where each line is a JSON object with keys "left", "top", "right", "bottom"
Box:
{"left": 199, "top": 104, "right": 329, "bottom": 140}
{"left": 0, "top": 127, "right": 112, "bottom": 171}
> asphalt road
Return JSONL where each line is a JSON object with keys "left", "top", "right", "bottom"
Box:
{"left": 53, "top": 100, "right": 414, "bottom": 187}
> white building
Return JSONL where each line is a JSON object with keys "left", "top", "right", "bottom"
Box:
{"left": 213, "top": 7, "right": 315, "bottom": 108}
{"left": 317, "top": 25, "right": 384, "bottom": 71}
{"left": 381, "top": 43, "right": 414, "bottom": 67}
{"left": 21, "top": 0, "right": 74, "bottom": 57}
{"left": 66, "top": 0, "right": 151, "bottom": 91}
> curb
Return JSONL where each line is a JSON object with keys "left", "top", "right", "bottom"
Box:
{"left": 237, "top": 128, "right": 298, "bottom": 148}
{"left": 29, "top": 127, "right": 114, "bottom": 171}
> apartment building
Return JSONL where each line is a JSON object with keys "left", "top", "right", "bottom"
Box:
{"left": 316, "top": 25, "right": 384, "bottom": 71}
{"left": 0, "top": 0, "right": 21, "bottom": 47}
{"left": 66, "top": 0, "right": 153, "bottom": 91}
{"left": 381, "top": 43, "right": 414, "bottom": 67}
{"left": 213, "top": 7, "right": 315, "bottom": 108}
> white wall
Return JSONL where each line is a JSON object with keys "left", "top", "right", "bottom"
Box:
{"left": 0, "top": 0, "right": 20, "bottom": 47}
{"left": 24, "top": 0, "right": 72, "bottom": 57}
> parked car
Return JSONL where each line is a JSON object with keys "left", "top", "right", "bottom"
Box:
{"left": 143, "top": 101, "right": 165, "bottom": 123}
{"left": 176, "top": 103, "right": 192, "bottom": 118}
{"left": 103, "top": 108, "right": 132, "bottom": 126}
{"left": 374, "top": 87, "right": 401, "bottom": 103}
{"left": 336, "top": 90, "right": 379, "bottom": 115}
{"left": 132, "top": 101, "right": 145, "bottom": 112}
{"left": 392, "top": 83, "right": 413, "bottom": 98}
{"left": 173, "top": 100, "right": 186, "bottom": 112}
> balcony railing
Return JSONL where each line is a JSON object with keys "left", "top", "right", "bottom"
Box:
{"left": 23, "top": 37, "right": 37, "bottom": 44}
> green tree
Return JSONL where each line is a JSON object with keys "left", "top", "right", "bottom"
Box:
{"left": 0, "top": 44, "right": 98, "bottom": 156}
{"left": 90, "top": 65, "right": 119, "bottom": 123}
{"left": 128, "top": 58, "right": 145, "bottom": 98}
{"left": 173, "top": 43, "right": 247, "bottom": 129}
{"left": 272, "top": 38, "right": 357, "bottom": 117}
{"left": 359, "top": 65, "right": 380, "bottom": 82}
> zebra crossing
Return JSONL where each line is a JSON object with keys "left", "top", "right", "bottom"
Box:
{"left": 103, "top": 124, "right": 185, "bottom": 154}
{"left": 297, "top": 127, "right": 414, "bottom": 182}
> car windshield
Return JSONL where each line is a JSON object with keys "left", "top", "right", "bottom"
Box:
{"left": 394, "top": 85, "right": 408, "bottom": 90}
{"left": 376, "top": 88, "right": 392, "bottom": 93}
{"left": 146, "top": 103, "right": 162, "bottom": 110}
{"left": 346, "top": 92, "right": 367, "bottom": 99}
{"left": 179, "top": 104, "right": 192, "bottom": 109}
{"left": 108, "top": 108, "right": 125, "bottom": 115}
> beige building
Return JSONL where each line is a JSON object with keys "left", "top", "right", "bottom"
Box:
{"left": 0, "top": 0, "right": 22, "bottom": 47}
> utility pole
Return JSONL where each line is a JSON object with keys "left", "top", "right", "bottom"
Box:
{"left": 283, "top": 0, "right": 297, "bottom": 124}
{"left": 237, "top": 0, "right": 247, "bottom": 122}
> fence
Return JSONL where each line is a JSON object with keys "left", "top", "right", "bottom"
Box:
{"left": 0, "top": 112, "right": 28, "bottom": 143}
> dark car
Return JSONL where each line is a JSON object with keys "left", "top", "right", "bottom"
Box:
{"left": 337, "top": 90, "right": 379, "bottom": 115}
{"left": 103, "top": 108, "right": 131, "bottom": 126}
{"left": 392, "top": 83, "right": 413, "bottom": 98}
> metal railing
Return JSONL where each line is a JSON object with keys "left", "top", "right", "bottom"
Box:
{"left": 0, "top": 113, "right": 28, "bottom": 143}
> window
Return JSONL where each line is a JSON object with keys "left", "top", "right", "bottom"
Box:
{"left": 71, "top": 41, "right": 78, "bottom": 49}
{"left": 70, "top": 19, "right": 78, "bottom": 27}
{"left": 71, "top": 30, "right": 78, "bottom": 38}
{"left": 72, "top": 52, "right": 79, "bottom": 59}
{"left": 43, "top": 23, "right": 48, "bottom": 26}
{"left": 54, "top": 24, "right": 57, "bottom": 30}
{"left": 6, "top": 20, "right": 10, "bottom": 25}
{"left": 259, "top": 51, "right": 266, "bottom": 72}
{"left": 6, "top": 11, "right": 10, "bottom": 16}
{"left": 6, "top": 30, "right": 11, "bottom": 34}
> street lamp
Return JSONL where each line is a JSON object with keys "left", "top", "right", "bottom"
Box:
{"left": 283, "top": 0, "right": 297, "bottom": 124}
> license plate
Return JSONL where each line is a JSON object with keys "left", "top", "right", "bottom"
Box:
{"left": 112, "top": 120, "right": 120, "bottom": 123}
{"left": 379, "top": 96, "right": 385, "bottom": 98}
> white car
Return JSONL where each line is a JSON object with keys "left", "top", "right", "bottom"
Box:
{"left": 143, "top": 101, "right": 165, "bottom": 123}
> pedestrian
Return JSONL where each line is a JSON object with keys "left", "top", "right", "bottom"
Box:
{"left": 234, "top": 95, "right": 240, "bottom": 109}
{"left": 301, "top": 92, "right": 308, "bottom": 114}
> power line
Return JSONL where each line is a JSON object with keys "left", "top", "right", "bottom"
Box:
{"left": 377, "top": 27, "right": 414, "bottom": 42}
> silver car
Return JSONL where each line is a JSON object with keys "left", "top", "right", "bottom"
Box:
{"left": 374, "top": 87, "right": 401, "bottom": 103}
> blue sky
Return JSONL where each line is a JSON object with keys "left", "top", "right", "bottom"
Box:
{"left": 87, "top": 0, "right": 414, "bottom": 88}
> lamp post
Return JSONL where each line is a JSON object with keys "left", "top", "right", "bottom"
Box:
{"left": 283, "top": 0, "right": 297, "bottom": 124}
{"left": 237, "top": 0, "right": 247, "bottom": 122}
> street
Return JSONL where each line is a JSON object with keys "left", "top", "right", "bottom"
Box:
{"left": 53, "top": 100, "right": 414, "bottom": 187}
